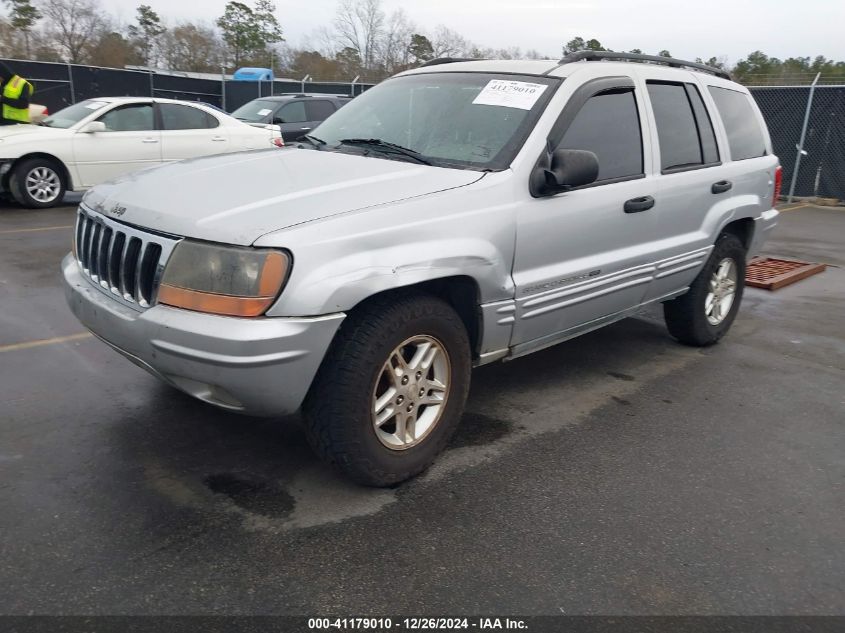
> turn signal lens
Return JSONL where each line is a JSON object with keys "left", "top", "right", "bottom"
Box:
{"left": 158, "top": 241, "right": 290, "bottom": 317}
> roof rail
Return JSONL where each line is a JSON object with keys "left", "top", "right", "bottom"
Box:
{"left": 419, "top": 57, "right": 479, "bottom": 68}
{"left": 559, "top": 51, "right": 731, "bottom": 80}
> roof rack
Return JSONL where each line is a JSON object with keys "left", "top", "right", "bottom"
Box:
{"left": 419, "top": 57, "right": 480, "bottom": 68}
{"left": 558, "top": 51, "right": 731, "bottom": 80}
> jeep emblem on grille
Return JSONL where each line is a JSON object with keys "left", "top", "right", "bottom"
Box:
{"left": 109, "top": 204, "right": 127, "bottom": 217}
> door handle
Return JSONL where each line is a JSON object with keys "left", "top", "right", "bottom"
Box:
{"left": 211, "top": 136, "right": 227, "bottom": 142}
{"left": 711, "top": 180, "right": 733, "bottom": 194}
{"left": 624, "top": 195, "right": 655, "bottom": 213}
{"left": 300, "top": 127, "right": 311, "bottom": 131}
{"left": 142, "top": 138, "right": 159, "bottom": 144}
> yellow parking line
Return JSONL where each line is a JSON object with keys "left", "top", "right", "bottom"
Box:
{"left": 0, "top": 333, "right": 92, "bottom": 353}
{"left": 0, "top": 225, "right": 73, "bottom": 235}
{"left": 777, "top": 203, "right": 811, "bottom": 212}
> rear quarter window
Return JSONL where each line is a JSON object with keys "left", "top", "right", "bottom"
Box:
{"left": 708, "top": 86, "right": 767, "bottom": 161}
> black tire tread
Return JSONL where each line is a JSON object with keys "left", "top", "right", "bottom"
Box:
{"left": 664, "top": 233, "right": 746, "bottom": 347}
{"left": 302, "top": 292, "right": 470, "bottom": 487}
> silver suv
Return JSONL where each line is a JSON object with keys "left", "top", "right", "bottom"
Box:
{"left": 63, "top": 53, "right": 780, "bottom": 486}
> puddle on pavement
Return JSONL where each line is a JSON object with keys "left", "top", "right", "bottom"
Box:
{"left": 449, "top": 412, "right": 513, "bottom": 449}
{"left": 204, "top": 472, "right": 295, "bottom": 518}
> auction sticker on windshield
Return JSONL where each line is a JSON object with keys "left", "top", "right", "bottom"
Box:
{"left": 472, "top": 80, "right": 548, "bottom": 110}
{"left": 258, "top": 109, "right": 273, "bottom": 116}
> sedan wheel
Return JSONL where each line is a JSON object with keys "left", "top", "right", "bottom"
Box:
{"left": 25, "top": 166, "right": 62, "bottom": 205}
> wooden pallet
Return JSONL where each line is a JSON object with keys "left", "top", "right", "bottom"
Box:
{"left": 746, "top": 257, "right": 827, "bottom": 290}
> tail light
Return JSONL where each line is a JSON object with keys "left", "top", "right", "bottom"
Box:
{"left": 773, "top": 165, "right": 783, "bottom": 206}
{"left": 270, "top": 137, "right": 284, "bottom": 148}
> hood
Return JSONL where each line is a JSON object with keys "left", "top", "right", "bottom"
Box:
{"left": 0, "top": 124, "right": 67, "bottom": 140}
{"left": 83, "top": 148, "right": 484, "bottom": 245}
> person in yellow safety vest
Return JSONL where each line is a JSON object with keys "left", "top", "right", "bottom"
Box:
{"left": 0, "top": 61, "right": 34, "bottom": 126}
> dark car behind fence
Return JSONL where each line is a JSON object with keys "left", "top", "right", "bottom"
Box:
{"left": 3, "top": 58, "right": 843, "bottom": 202}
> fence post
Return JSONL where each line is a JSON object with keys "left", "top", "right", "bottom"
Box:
{"left": 149, "top": 69, "right": 154, "bottom": 98}
{"left": 221, "top": 66, "right": 226, "bottom": 112}
{"left": 301, "top": 74, "right": 311, "bottom": 94}
{"left": 787, "top": 72, "right": 821, "bottom": 203}
{"left": 67, "top": 63, "right": 75, "bottom": 104}
{"left": 350, "top": 75, "right": 360, "bottom": 97}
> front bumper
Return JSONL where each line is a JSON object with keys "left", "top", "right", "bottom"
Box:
{"left": 62, "top": 253, "right": 344, "bottom": 417}
{"left": 749, "top": 208, "right": 780, "bottom": 258}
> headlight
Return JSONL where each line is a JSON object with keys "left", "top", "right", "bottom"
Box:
{"left": 158, "top": 241, "right": 290, "bottom": 317}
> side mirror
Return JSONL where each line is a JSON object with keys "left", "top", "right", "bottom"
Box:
{"left": 532, "top": 148, "right": 599, "bottom": 197}
{"left": 272, "top": 117, "right": 285, "bottom": 125}
{"left": 80, "top": 121, "right": 107, "bottom": 134}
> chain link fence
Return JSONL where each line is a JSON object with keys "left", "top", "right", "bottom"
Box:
{"left": 749, "top": 83, "right": 845, "bottom": 203}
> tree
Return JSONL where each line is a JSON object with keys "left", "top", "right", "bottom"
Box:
{"left": 216, "top": 0, "right": 283, "bottom": 68}
{"left": 126, "top": 4, "right": 165, "bottom": 67}
{"left": 657, "top": 49, "right": 672, "bottom": 58}
{"left": 4, "top": 0, "right": 41, "bottom": 57}
{"left": 160, "top": 22, "right": 223, "bottom": 72}
{"left": 333, "top": 0, "right": 383, "bottom": 72}
{"left": 408, "top": 33, "right": 433, "bottom": 63}
{"left": 431, "top": 25, "right": 471, "bottom": 58}
{"left": 40, "top": 0, "right": 105, "bottom": 63}
{"left": 562, "top": 36, "right": 606, "bottom": 56}
{"left": 335, "top": 46, "right": 361, "bottom": 77}
{"left": 88, "top": 30, "right": 138, "bottom": 67}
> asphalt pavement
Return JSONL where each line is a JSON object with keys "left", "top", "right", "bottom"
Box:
{"left": 0, "top": 200, "right": 843, "bottom": 615}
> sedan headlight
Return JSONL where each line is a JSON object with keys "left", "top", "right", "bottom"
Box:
{"left": 158, "top": 241, "right": 290, "bottom": 317}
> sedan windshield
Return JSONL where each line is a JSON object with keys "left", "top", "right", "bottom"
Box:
{"left": 42, "top": 100, "right": 109, "bottom": 129}
{"left": 312, "top": 72, "right": 558, "bottom": 170}
{"left": 231, "top": 99, "right": 277, "bottom": 122}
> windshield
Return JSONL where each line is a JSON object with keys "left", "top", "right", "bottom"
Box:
{"left": 42, "top": 100, "right": 109, "bottom": 129}
{"left": 231, "top": 99, "right": 278, "bottom": 122}
{"left": 311, "top": 72, "right": 558, "bottom": 170}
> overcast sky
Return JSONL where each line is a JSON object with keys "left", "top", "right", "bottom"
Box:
{"left": 104, "top": 0, "right": 845, "bottom": 64}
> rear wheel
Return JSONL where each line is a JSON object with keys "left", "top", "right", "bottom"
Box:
{"left": 663, "top": 233, "right": 746, "bottom": 346}
{"left": 303, "top": 294, "right": 471, "bottom": 486}
{"left": 9, "top": 158, "right": 66, "bottom": 208}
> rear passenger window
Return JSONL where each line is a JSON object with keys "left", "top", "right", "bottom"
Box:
{"left": 306, "top": 100, "right": 336, "bottom": 121}
{"left": 558, "top": 89, "right": 643, "bottom": 182}
{"left": 159, "top": 104, "right": 218, "bottom": 130}
{"left": 708, "top": 86, "right": 767, "bottom": 161}
{"left": 647, "top": 82, "right": 719, "bottom": 172}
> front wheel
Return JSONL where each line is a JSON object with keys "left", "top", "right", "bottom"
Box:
{"left": 9, "top": 158, "right": 66, "bottom": 208}
{"left": 663, "top": 233, "right": 746, "bottom": 346}
{"left": 303, "top": 294, "right": 471, "bottom": 486}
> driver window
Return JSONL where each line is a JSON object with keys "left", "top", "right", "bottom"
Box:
{"left": 277, "top": 101, "right": 307, "bottom": 124}
{"left": 98, "top": 103, "right": 155, "bottom": 132}
{"left": 558, "top": 89, "right": 643, "bottom": 182}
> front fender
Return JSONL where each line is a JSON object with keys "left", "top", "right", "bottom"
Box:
{"left": 256, "top": 174, "right": 517, "bottom": 317}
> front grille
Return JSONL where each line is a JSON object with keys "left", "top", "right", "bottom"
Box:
{"left": 75, "top": 207, "right": 180, "bottom": 310}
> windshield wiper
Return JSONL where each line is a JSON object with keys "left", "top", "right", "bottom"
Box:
{"left": 338, "top": 138, "right": 433, "bottom": 165}
{"left": 298, "top": 134, "right": 326, "bottom": 148}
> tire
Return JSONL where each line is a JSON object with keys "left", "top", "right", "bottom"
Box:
{"left": 663, "top": 233, "right": 746, "bottom": 347}
{"left": 302, "top": 293, "right": 472, "bottom": 487}
{"left": 9, "top": 158, "right": 66, "bottom": 208}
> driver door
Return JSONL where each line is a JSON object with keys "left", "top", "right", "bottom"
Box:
{"left": 511, "top": 78, "right": 659, "bottom": 350}
{"left": 72, "top": 102, "right": 161, "bottom": 187}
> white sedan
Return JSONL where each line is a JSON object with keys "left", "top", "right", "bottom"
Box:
{"left": 0, "top": 97, "right": 283, "bottom": 208}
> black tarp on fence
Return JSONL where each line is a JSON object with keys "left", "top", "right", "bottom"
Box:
{"left": 0, "top": 58, "right": 372, "bottom": 116}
